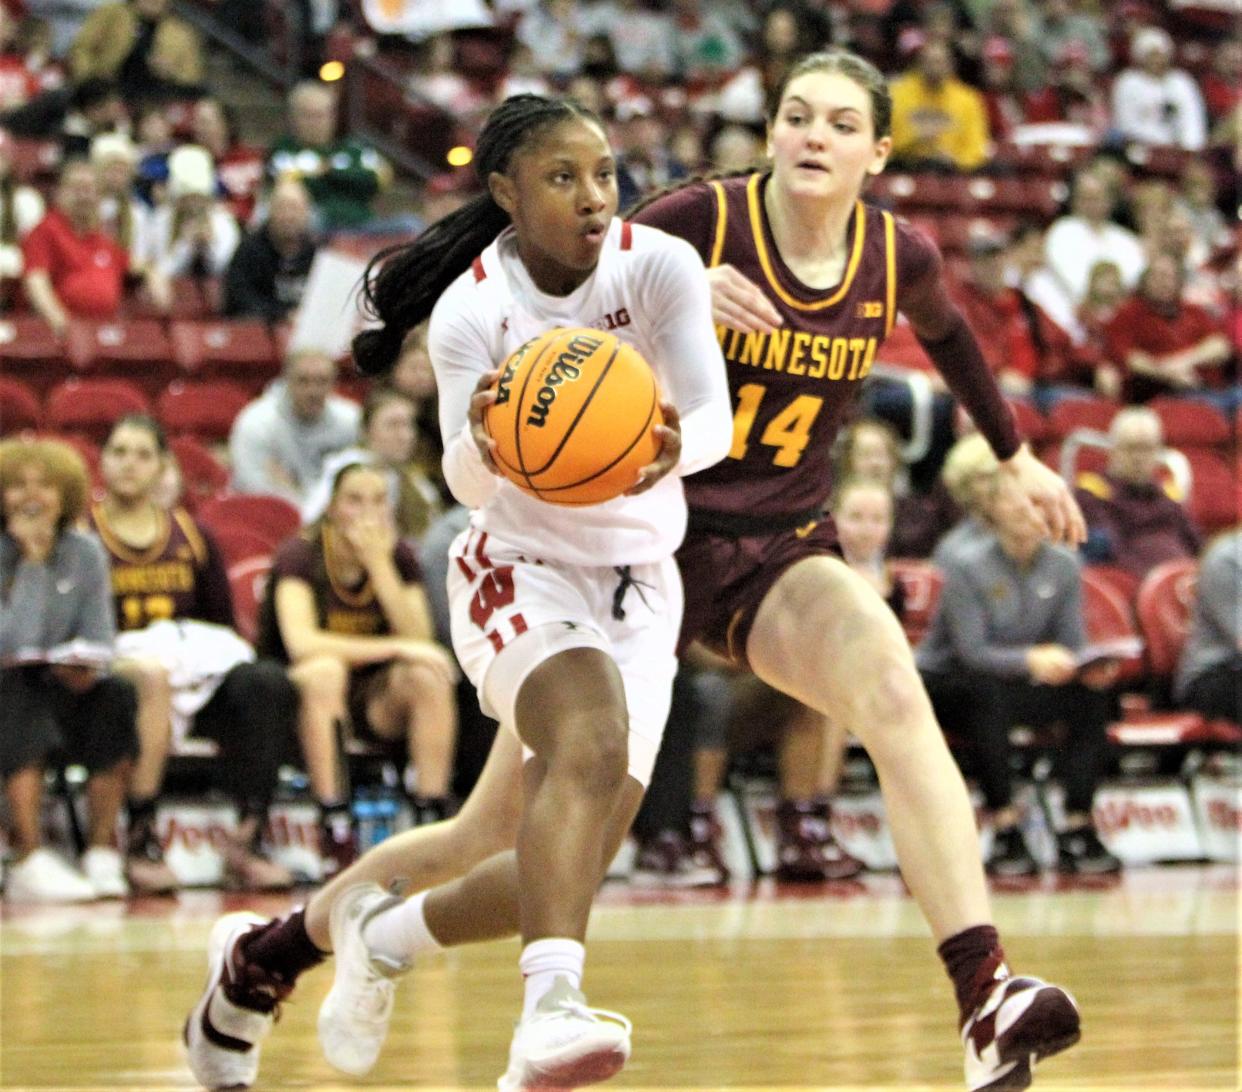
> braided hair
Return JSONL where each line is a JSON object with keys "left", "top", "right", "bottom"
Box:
{"left": 352, "top": 94, "right": 602, "bottom": 377}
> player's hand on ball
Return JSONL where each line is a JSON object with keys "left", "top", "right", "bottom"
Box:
{"left": 628, "top": 401, "right": 681, "bottom": 496}
{"left": 469, "top": 369, "right": 503, "bottom": 475}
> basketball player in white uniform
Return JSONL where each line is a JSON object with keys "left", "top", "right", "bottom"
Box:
{"left": 182, "top": 93, "right": 730, "bottom": 1092}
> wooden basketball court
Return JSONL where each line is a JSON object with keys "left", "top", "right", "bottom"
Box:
{"left": 1, "top": 865, "right": 1237, "bottom": 1090}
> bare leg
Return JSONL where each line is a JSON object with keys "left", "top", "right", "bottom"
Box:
{"left": 817, "top": 717, "right": 849, "bottom": 796}
{"left": 304, "top": 729, "right": 524, "bottom": 950}
{"left": 84, "top": 762, "right": 131, "bottom": 848}
{"left": 747, "top": 556, "right": 992, "bottom": 942}
{"left": 114, "top": 659, "right": 171, "bottom": 800}
{"left": 5, "top": 766, "right": 43, "bottom": 856}
{"left": 364, "top": 661, "right": 457, "bottom": 800}
{"left": 287, "top": 657, "right": 349, "bottom": 803}
{"left": 778, "top": 705, "right": 824, "bottom": 801}
{"left": 693, "top": 746, "right": 728, "bottom": 803}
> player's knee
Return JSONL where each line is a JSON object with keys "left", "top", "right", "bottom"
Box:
{"left": 293, "top": 656, "right": 348, "bottom": 702}
{"left": 554, "top": 711, "right": 629, "bottom": 796}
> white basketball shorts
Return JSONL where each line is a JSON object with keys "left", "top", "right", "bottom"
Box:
{"left": 446, "top": 525, "right": 681, "bottom": 787}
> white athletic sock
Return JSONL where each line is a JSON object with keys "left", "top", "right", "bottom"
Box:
{"left": 361, "top": 891, "right": 442, "bottom": 964}
{"left": 520, "top": 938, "right": 585, "bottom": 1019}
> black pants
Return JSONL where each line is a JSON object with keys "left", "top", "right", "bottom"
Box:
{"left": 0, "top": 667, "right": 139, "bottom": 778}
{"left": 191, "top": 660, "right": 298, "bottom": 818}
{"left": 923, "top": 669, "right": 1114, "bottom": 815}
{"left": 1182, "top": 658, "right": 1242, "bottom": 723}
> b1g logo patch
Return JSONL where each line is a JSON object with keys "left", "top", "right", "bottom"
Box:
{"left": 856, "top": 301, "right": 884, "bottom": 319}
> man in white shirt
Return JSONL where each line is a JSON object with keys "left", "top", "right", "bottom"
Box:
{"left": 1111, "top": 26, "right": 1208, "bottom": 151}
{"left": 1044, "top": 167, "right": 1146, "bottom": 305}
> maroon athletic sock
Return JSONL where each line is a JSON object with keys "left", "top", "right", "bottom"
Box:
{"left": 239, "top": 908, "right": 328, "bottom": 989}
{"left": 937, "top": 924, "right": 1008, "bottom": 1027}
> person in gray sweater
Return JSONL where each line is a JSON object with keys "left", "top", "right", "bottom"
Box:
{"left": 918, "top": 473, "right": 1120, "bottom": 877}
{"left": 0, "top": 437, "right": 139, "bottom": 904}
{"left": 1175, "top": 530, "right": 1241, "bottom": 723}
{"left": 228, "top": 348, "right": 362, "bottom": 504}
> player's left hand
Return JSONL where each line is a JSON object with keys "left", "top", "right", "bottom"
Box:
{"left": 467, "top": 369, "right": 503, "bottom": 474}
{"left": 628, "top": 401, "right": 681, "bottom": 496}
{"left": 998, "top": 443, "right": 1086, "bottom": 546}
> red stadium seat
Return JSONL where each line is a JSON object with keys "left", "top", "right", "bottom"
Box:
{"left": 1083, "top": 564, "right": 1140, "bottom": 602}
{"left": 167, "top": 435, "right": 229, "bottom": 512}
{"left": 889, "top": 558, "right": 944, "bottom": 646}
{"left": 0, "top": 315, "right": 71, "bottom": 396}
{"left": 128, "top": 276, "right": 222, "bottom": 321}
{"left": 1047, "top": 396, "right": 1119, "bottom": 441}
{"left": 1147, "top": 397, "right": 1230, "bottom": 450}
{"left": 1134, "top": 559, "right": 1198, "bottom": 679}
{"left": 157, "top": 381, "right": 251, "bottom": 444}
{"left": 45, "top": 379, "right": 150, "bottom": 443}
{"left": 1183, "top": 449, "right": 1238, "bottom": 535}
{"left": 227, "top": 554, "right": 271, "bottom": 644}
{"left": 169, "top": 320, "right": 280, "bottom": 393}
{"left": 211, "top": 524, "right": 276, "bottom": 567}
{"left": 0, "top": 378, "right": 43, "bottom": 434}
{"left": 65, "top": 319, "right": 178, "bottom": 396}
{"left": 1080, "top": 568, "right": 1144, "bottom": 682}
{"left": 1007, "top": 399, "right": 1047, "bottom": 445}
{"left": 198, "top": 493, "right": 301, "bottom": 549}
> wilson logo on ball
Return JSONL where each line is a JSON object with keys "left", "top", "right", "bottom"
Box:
{"left": 484, "top": 326, "right": 663, "bottom": 507}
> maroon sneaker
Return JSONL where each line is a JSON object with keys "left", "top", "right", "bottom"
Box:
{"left": 775, "top": 799, "right": 864, "bottom": 882}
{"left": 688, "top": 803, "right": 731, "bottom": 885}
{"left": 962, "top": 972, "right": 1081, "bottom": 1090}
{"left": 632, "top": 830, "right": 726, "bottom": 888}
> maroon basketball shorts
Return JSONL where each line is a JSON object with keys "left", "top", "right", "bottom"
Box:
{"left": 677, "top": 513, "right": 840, "bottom": 667}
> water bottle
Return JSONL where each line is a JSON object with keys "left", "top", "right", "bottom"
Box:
{"left": 372, "top": 792, "right": 398, "bottom": 847}
{"left": 353, "top": 793, "right": 378, "bottom": 852}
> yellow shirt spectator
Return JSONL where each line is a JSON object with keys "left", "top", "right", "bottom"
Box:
{"left": 890, "top": 42, "right": 989, "bottom": 171}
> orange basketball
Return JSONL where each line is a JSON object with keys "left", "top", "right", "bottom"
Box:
{"left": 483, "top": 327, "right": 664, "bottom": 506}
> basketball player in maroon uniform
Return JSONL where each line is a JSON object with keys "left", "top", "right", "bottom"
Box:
{"left": 179, "top": 58, "right": 1086, "bottom": 1092}
{"left": 93, "top": 415, "right": 297, "bottom": 892}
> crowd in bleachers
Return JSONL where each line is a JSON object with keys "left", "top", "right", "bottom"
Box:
{"left": 0, "top": 0, "right": 1238, "bottom": 900}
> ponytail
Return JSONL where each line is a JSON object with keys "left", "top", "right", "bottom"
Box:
{"left": 352, "top": 93, "right": 601, "bottom": 377}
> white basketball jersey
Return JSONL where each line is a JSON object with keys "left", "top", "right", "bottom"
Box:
{"left": 429, "top": 218, "right": 731, "bottom": 568}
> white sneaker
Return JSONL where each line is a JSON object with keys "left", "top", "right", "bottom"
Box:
{"left": 5, "top": 848, "right": 96, "bottom": 904}
{"left": 82, "top": 847, "right": 129, "bottom": 899}
{"left": 962, "top": 973, "right": 1081, "bottom": 1091}
{"left": 183, "top": 912, "right": 283, "bottom": 1090}
{"left": 317, "top": 883, "right": 410, "bottom": 1076}
{"left": 497, "top": 977, "right": 632, "bottom": 1091}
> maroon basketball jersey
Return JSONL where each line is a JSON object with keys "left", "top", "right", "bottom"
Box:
{"left": 633, "top": 173, "right": 936, "bottom": 521}
{"left": 90, "top": 504, "right": 233, "bottom": 631}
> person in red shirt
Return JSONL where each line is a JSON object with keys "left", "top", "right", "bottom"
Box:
{"left": 192, "top": 97, "right": 264, "bottom": 226}
{"left": 21, "top": 157, "right": 168, "bottom": 333}
{"left": 1104, "top": 251, "right": 1233, "bottom": 404}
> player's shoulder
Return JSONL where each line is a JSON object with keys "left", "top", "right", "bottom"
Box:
{"left": 622, "top": 218, "right": 703, "bottom": 265}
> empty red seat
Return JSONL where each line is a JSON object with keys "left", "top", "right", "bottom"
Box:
{"left": 167, "top": 434, "right": 229, "bottom": 512}
{"left": 1083, "top": 564, "right": 1140, "bottom": 602}
{"left": 1135, "top": 559, "right": 1198, "bottom": 680}
{"left": 45, "top": 379, "right": 150, "bottom": 442}
{"left": 198, "top": 493, "right": 301, "bottom": 549}
{"left": 1080, "top": 568, "right": 1144, "bottom": 682}
{"left": 1148, "top": 396, "right": 1230, "bottom": 450}
{"left": 170, "top": 320, "right": 280, "bottom": 393}
{"left": 0, "top": 315, "right": 71, "bottom": 396}
{"left": 127, "top": 276, "right": 222, "bottom": 321}
{"left": 157, "top": 381, "right": 251, "bottom": 444}
{"left": 889, "top": 558, "right": 944, "bottom": 646}
{"left": 227, "top": 554, "right": 272, "bottom": 644}
{"left": 65, "top": 319, "right": 178, "bottom": 396}
{"left": 0, "top": 378, "right": 42, "bottom": 434}
{"left": 1183, "top": 449, "right": 1238, "bottom": 535}
{"left": 1047, "top": 396, "right": 1119, "bottom": 440}
{"left": 211, "top": 524, "right": 277, "bottom": 567}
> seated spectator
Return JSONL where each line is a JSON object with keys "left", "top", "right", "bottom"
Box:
{"left": 1176, "top": 160, "right": 1230, "bottom": 260}
{"left": 889, "top": 39, "right": 989, "bottom": 171}
{"left": 223, "top": 176, "right": 317, "bottom": 321}
{"left": 707, "top": 123, "right": 763, "bottom": 173}
{"left": 24, "top": 0, "right": 109, "bottom": 58}
{"left": 1075, "top": 406, "right": 1201, "bottom": 579}
{"left": 668, "top": 0, "right": 748, "bottom": 84}
{"left": 979, "top": 35, "right": 1031, "bottom": 143}
{"left": 267, "top": 80, "right": 391, "bottom": 233}
{"left": 21, "top": 156, "right": 167, "bottom": 335}
{"left": 1007, "top": 219, "right": 1081, "bottom": 354}
{"left": 1201, "top": 38, "right": 1241, "bottom": 126}
{"left": 1104, "top": 253, "right": 1233, "bottom": 405}
{"left": 91, "top": 416, "right": 297, "bottom": 893}
{"left": 0, "top": 437, "right": 139, "bottom": 903}
{"left": 951, "top": 225, "right": 1073, "bottom": 397}
{"left": 0, "top": 11, "right": 62, "bottom": 111}
{"left": 0, "top": 125, "right": 44, "bottom": 290}
{"left": 834, "top": 417, "right": 960, "bottom": 559}
{"left": 1045, "top": 166, "right": 1146, "bottom": 306}
{"left": 68, "top": 0, "right": 203, "bottom": 104}
{"left": 386, "top": 322, "right": 447, "bottom": 500}
{"left": 140, "top": 143, "right": 240, "bottom": 279}
{"left": 918, "top": 472, "right": 1121, "bottom": 877}
{"left": 833, "top": 475, "right": 904, "bottom": 617}
{"left": 514, "top": 0, "right": 589, "bottom": 80}
{"left": 90, "top": 131, "right": 149, "bottom": 263}
{"left": 978, "top": 0, "right": 1046, "bottom": 91}
{"left": 1110, "top": 26, "right": 1207, "bottom": 151}
{"left": 254, "top": 461, "right": 460, "bottom": 872}
{"left": 584, "top": 0, "right": 675, "bottom": 84}
{"left": 1076, "top": 258, "right": 1126, "bottom": 396}
{"left": 932, "top": 432, "right": 1001, "bottom": 567}
{"left": 301, "top": 386, "right": 444, "bottom": 543}
{"left": 404, "top": 33, "right": 490, "bottom": 120}
{"left": 1021, "top": 39, "right": 1111, "bottom": 142}
{"left": 58, "top": 75, "right": 125, "bottom": 158}
{"left": 614, "top": 98, "right": 687, "bottom": 213}
{"left": 192, "top": 96, "right": 265, "bottom": 226}
{"left": 1032, "top": 0, "right": 1110, "bottom": 75}
{"left": 227, "top": 348, "right": 361, "bottom": 504}
{"left": 131, "top": 100, "right": 174, "bottom": 202}
{"left": 1175, "top": 529, "right": 1241, "bottom": 723}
